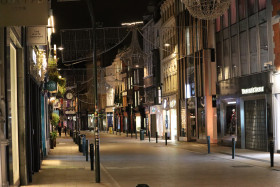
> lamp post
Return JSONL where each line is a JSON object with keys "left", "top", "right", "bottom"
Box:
{"left": 85, "top": 0, "right": 100, "bottom": 183}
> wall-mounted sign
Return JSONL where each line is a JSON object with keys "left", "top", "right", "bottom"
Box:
{"left": 45, "top": 81, "right": 57, "bottom": 92}
{"left": 0, "top": 1, "right": 48, "bottom": 26}
{"left": 27, "top": 26, "right": 47, "bottom": 45}
{"left": 241, "top": 86, "right": 264, "bottom": 95}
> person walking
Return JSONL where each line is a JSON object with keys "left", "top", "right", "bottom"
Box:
{"left": 64, "top": 125, "right": 67, "bottom": 136}
{"left": 58, "top": 121, "right": 62, "bottom": 137}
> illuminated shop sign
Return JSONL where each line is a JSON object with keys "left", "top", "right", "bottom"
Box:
{"left": 241, "top": 86, "right": 264, "bottom": 95}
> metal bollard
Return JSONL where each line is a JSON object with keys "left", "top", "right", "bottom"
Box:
{"left": 148, "top": 131, "right": 150, "bottom": 142}
{"left": 120, "top": 130, "right": 121, "bottom": 135}
{"left": 165, "top": 132, "right": 167, "bottom": 146}
{"left": 207, "top": 136, "right": 210, "bottom": 154}
{"left": 232, "top": 138, "right": 235, "bottom": 159}
{"left": 86, "top": 140, "right": 89, "bottom": 161}
{"left": 156, "top": 132, "right": 158, "bottom": 143}
{"left": 90, "top": 143, "right": 94, "bottom": 170}
{"left": 95, "top": 138, "right": 100, "bottom": 183}
{"left": 270, "top": 140, "right": 274, "bottom": 167}
{"left": 136, "top": 131, "right": 137, "bottom": 139}
{"left": 127, "top": 130, "right": 128, "bottom": 137}
{"left": 83, "top": 136, "right": 86, "bottom": 156}
{"left": 131, "top": 130, "right": 133, "bottom": 138}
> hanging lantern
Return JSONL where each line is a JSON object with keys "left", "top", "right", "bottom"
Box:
{"left": 181, "top": 0, "right": 231, "bottom": 20}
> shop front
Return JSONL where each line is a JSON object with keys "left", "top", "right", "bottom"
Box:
{"left": 149, "top": 105, "right": 162, "bottom": 137}
{"left": 186, "top": 97, "right": 197, "bottom": 141}
{"left": 217, "top": 72, "right": 272, "bottom": 151}
{"left": 106, "top": 107, "right": 114, "bottom": 133}
{"left": 162, "top": 95, "right": 177, "bottom": 140}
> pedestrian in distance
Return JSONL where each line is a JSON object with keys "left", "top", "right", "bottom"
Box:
{"left": 64, "top": 126, "right": 67, "bottom": 136}
{"left": 58, "top": 121, "right": 62, "bottom": 137}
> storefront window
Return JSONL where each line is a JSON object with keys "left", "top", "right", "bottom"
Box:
{"left": 223, "top": 11, "right": 229, "bottom": 28}
{"left": 223, "top": 39, "right": 230, "bottom": 79}
{"left": 181, "top": 108, "right": 186, "bottom": 137}
{"left": 259, "top": 23, "right": 268, "bottom": 71}
{"left": 225, "top": 104, "right": 237, "bottom": 136}
{"left": 216, "top": 16, "right": 221, "bottom": 32}
{"left": 239, "top": 0, "right": 246, "bottom": 20}
{"left": 9, "top": 44, "right": 20, "bottom": 184}
{"left": 248, "top": 0, "right": 256, "bottom": 16}
{"left": 249, "top": 27, "right": 258, "bottom": 73}
{"left": 240, "top": 31, "right": 249, "bottom": 75}
{"left": 258, "top": 0, "right": 266, "bottom": 10}
{"left": 231, "top": 35, "right": 239, "bottom": 77}
{"left": 217, "top": 42, "right": 223, "bottom": 81}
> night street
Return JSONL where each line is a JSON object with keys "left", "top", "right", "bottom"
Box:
{"left": 2, "top": 0, "right": 280, "bottom": 186}
{"left": 26, "top": 132, "right": 280, "bottom": 187}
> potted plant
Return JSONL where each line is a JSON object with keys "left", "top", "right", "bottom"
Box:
{"left": 50, "top": 131, "right": 57, "bottom": 149}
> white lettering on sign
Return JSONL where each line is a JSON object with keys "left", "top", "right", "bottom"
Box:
{"left": 241, "top": 86, "right": 264, "bottom": 95}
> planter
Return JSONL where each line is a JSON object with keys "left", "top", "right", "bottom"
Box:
{"left": 50, "top": 139, "right": 54, "bottom": 149}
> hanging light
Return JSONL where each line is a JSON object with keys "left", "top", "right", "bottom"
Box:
{"left": 181, "top": 0, "right": 231, "bottom": 20}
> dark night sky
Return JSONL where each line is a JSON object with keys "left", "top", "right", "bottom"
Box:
{"left": 52, "top": 0, "right": 151, "bottom": 45}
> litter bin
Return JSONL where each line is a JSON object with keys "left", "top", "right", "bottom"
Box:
{"left": 140, "top": 130, "right": 144, "bottom": 140}
{"left": 109, "top": 127, "right": 112, "bottom": 134}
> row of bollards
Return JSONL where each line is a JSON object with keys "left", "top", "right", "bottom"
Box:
{"left": 73, "top": 133, "right": 100, "bottom": 183}
{"left": 207, "top": 136, "right": 275, "bottom": 167}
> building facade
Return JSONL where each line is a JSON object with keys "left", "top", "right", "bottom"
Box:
{"left": 160, "top": 0, "right": 179, "bottom": 140}
{"left": 215, "top": 0, "right": 278, "bottom": 151}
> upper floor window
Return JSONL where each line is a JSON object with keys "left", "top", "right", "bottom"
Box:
{"left": 216, "top": 16, "right": 221, "bottom": 32}
{"left": 239, "top": 0, "right": 246, "bottom": 20}
{"left": 258, "top": 0, "right": 266, "bottom": 10}
{"left": 223, "top": 10, "right": 229, "bottom": 28}
{"left": 248, "top": 0, "right": 257, "bottom": 16}
{"left": 230, "top": 0, "right": 237, "bottom": 24}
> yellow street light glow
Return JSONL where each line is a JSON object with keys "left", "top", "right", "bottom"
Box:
{"left": 164, "top": 43, "right": 171, "bottom": 47}
{"left": 58, "top": 75, "right": 62, "bottom": 79}
{"left": 58, "top": 47, "right": 64, "bottom": 50}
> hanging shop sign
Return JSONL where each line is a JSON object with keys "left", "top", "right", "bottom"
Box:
{"left": 27, "top": 26, "right": 47, "bottom": 46}
{"left": 0, "top": 0, "right": 48, "bottom": 26}
{"left": 241, "top": 86, "right": 264, "bottom": 95}
{"left": 45, "top": 81, "right": 57, "bottom": 92}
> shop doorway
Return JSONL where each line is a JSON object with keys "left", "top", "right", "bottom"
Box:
{"left": 170, "top": 109, "right": 177, "bottom": 140}
{"left": 188, "top": 109, "right": 196, "bottom": 139}
{"left": 225, "top": 103, "right": 237, "bottom": 137}
{"left": 244, "top": 99, "right": 267, "bottom": 151}
{"left": 150, "top": 114, "right": 156, "bottom": 137}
